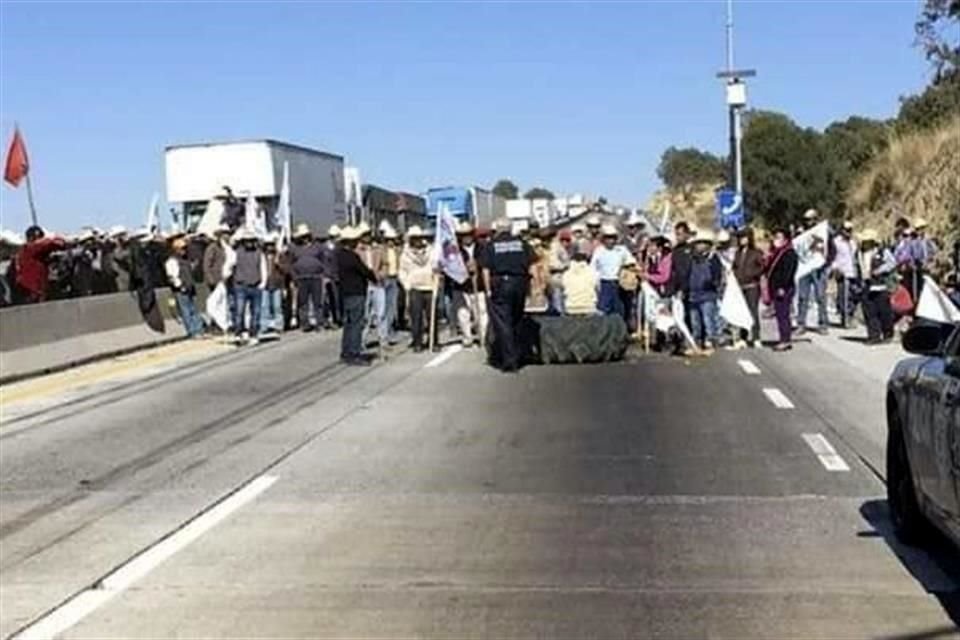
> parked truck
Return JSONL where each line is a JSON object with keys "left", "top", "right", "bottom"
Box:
{"left": 425, "top": 186, "right": 505, "bottom": 228}
{"left": 164, "top": 139, "right": 346, "bottom": 234}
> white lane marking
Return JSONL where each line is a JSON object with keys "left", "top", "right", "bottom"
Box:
{"left": 762, "top": 387, "right": 795, "bottom": 409}
{"left": 802, "top": 433, "right": 851, "bottom": 472}
{"left": 737, "top": 359, "right": 761, "bottom": 375}
{"left": 425, "top": 345, "right": 462, "bottom": 368}
{"left": 12, "top": 475, "right": 278, "bottom": 640}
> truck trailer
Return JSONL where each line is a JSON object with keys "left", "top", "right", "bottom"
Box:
{"left": 164, "top": 139, "right": 346, "bottom": 235}
{"left": 424, "top": 186, "right": 505, "bottom": 228}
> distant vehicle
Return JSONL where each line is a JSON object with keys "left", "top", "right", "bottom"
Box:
{"left": 165, "top": 139, "right": 346, "bottom": 235}
{"left": 886, "top": 321, "right": 960, "bottom": 548}
{"left": 425, "top": 187, "right": 505, "bottom": 229}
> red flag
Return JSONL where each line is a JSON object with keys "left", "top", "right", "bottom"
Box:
{"left": 4, "top": 128, "right": 30, "bottom": 187}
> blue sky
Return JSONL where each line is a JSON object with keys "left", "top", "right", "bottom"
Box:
{"left": 0, "top": 1, "right": 932, "bottom": 233}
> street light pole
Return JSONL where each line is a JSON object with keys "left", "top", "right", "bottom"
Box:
{"left": 716, "top": 0, "right": 754, "bottom": 200}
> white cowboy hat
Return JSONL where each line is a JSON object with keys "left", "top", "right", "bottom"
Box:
{"left": 382, "top": 227, "right": 399, "bottom": 240}
{"left": 77, "top": 229, "right": 96, "bottom": 243}
{"left": 263, "top": 232, "right": 280, "bottom": 244}
{"left": 803, "top": 208, "right": 819, "bottom": 220}
{"left": 600, "top": 223, "right": 619, "bottom": 237}
{"left": 716, "top": 229, "right": 732, "bottom": 244}
{"left": 456, "top": 221, "right": 474, "bottom": 235}
{"left": 913, "top": 218, "right": 929, "bottom": 230}
{"left": 859, "top": 228, "right": 880, "bottom": 243}
{"left": 378, "top": 220, "right": 396, "bottom": 235}
{"left": 293, "top": 223, "right": 311, "bottom": 238}
{"left": 108, "top": 225, "right": 128, "bottom": 237}
{"left": 626, "top": 212, "right": 646, "bottom": 226}
{"left": 356, "top": 221, "right": 372, "bottom": 236}
{"left": 693, "top": 229, "right": 715, "bottom": 244}
{"left": 339, "top": 226, "right": 362, "bottom": 241}
{"left": 405, "top": 225, "right": 427, "bottom": 238}
{"left": 328, "top": 224, "right": 342, "bottom": 238}
{"left": 586, "top": 215, "right": 602, "bottom": 227}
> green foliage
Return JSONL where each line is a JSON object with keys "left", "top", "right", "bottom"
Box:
{"left": 897, "top": 69, "right": 960, "bottom": 132}
{"left": 523, "top": 187, "right": 555, "bottom": 200}
{"left": 656, "top": 147, "right": 727, "bottom": 191}
{"left": 915, "top": 0, "right": 960, "bottom": 81}
{"left": 492, "top": 179, "right": 519, "bottom": 200}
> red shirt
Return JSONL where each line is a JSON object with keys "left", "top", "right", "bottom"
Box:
{"left": 15, "top": 237, "right": 65, "bottom": 300}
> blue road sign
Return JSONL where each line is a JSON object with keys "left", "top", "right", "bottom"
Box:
{"left": 716, "top": 188, "right": 746, "bottom": 229}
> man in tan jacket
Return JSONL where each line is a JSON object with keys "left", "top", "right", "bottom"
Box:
{"left": 399, "top": 226, "right": 437, "bottom": 352}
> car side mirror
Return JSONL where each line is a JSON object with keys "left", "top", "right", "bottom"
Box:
{"left": 946, "top": 357, "right": 960, "bottom": 379}
{"left": 901, "top": 324, "right": 945, "bottom": 356}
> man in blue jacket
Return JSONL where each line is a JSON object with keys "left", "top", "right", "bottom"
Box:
{"left": 686, "top": 230, "right": 724, "bottom": 354}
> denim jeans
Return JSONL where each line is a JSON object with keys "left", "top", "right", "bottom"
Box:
{"left": 341, "top": 294, "right": 366, "bottom": 359}
{"left": 174, "top": 291, "right": 205, "bottom": 337}
{"left": 260, "top": 288, "right": 283, "bottom": 334}
{"left": 598, "top": 280, "right": 623, "bottom": 315}
{"left": 365, "top": 283, "right": 387, "bottom": 343}
{"left": 382, "top": 277, "right": 399, "bottom": 343}
{"left": 235, "top": 285, "right": 262, "bottom": 337}
{"left": 689, "top": 298, "right": 719, "bottom": 347}
{"left": 797, "top": 269, "right": 828, "bottom": 329}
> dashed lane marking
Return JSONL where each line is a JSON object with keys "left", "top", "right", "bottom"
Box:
{"left": 425, "top": 345, "right": 463, "bottom": 368}
{"left": 737, "top": 359, "right": 762, "bottom": 375}
{"left": 802, "top": 433, "right": 851, "bottom": 472}
{"left": 11, "top": 474, "right": 278, "bottom": 640}
{"left": 762, "top": 387, "right": 795, "bottom": 409}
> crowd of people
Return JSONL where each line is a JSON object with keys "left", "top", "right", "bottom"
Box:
{"left": 3, "top": 204, "right": 958, "bottom": 368}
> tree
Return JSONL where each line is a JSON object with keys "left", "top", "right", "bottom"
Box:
{"left": 523, "top": 187, "right": 555, "bottom": 200}
{"left": 822, "top": 116, "right": 891, "bottom": 215}
{"left": 492, "top": 179, "right": 519, "bottom": 200}
{"left": 656, "top": 147, "right": 726, "bottom": 199}
{"left": 915, "top": 0, "right": 960, "bottom": 82}
{"left": 741, "top": 111, "right": 837, "bottom": 228}
{"left": 897, "top": 69, "right": 960, "bottom": 131}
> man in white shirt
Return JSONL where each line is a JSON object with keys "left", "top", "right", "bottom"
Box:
{"left": 590, "top": 224, "right": 631, "bottom": 315}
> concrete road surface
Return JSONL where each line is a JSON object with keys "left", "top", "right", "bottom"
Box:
{"left": 1, "top": 332, "right": 958, "bottom": 639}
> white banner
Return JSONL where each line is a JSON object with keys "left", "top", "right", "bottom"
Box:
{"left": 916, "top": 275, "right": 960, "bottom": 323}
{"left": 145, "top": 192, "right": 160, "bottom": 234}
{"left": 793, "top": 221, "right": 830, "bottom": 281}
{"left": 276, "top": 161, "right": 292, "bottom": 248}
{"left": 719, "top": 268, "right": 754, "bottom": 330}
{"left": 205, "top": 282, "right": 230, "bottom": 331}
{"left": 433, "top": 204, "right": 468, "bottom": 284}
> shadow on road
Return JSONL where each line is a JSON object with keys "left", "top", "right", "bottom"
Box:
{"left": 860, "top": 499, "right": 960, "bottom": 636}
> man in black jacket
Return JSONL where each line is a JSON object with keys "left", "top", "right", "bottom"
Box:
{"left": 669, "top": 221, "right": 694, "bottom": 298}
{"left": 336, "top": 226, "right": 379, "bottom": 365}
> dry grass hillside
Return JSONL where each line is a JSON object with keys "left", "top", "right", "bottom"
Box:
{"left": 846, "top": 118, "right": 960, "bottom": 261}
{"left": 644, "top": 183, "right": 722, "bottom": 232}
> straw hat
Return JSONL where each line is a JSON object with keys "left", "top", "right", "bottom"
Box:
{"left": 842, "top": 220, "right": 855, "bottom": 231}
{"left": 600, "top": 223, "right": 619, "bottom": 237}
{"left": 77, "top": 229, "right": 96, "bottom": 243}
{"left": 108, "top": 225, "right": 128, "bottom": 237}
{"left": 913, "top": 218, "right": 929, "bottom": 230}
{"left": 586, "top": 215, "right": 602, "bottom": 227}
{"left": 693, "top": 229, "right": 715, "bottom": 244}
{"left": 405, "top": 225, "right": 427, "bottom": 239}
{"left": 378, "top": 220, "right": 396, "bottom": 235}
{"left": 293, "top": 223, "right": 311, "bottom": 238}
{"left": 328, "top": 224, "right": 342, "bottom": 238}
{"left": 356, "top": 221, "right": 372, "bottom": 236}
{"left": 456, "top": 221, "right": 474, "bottom": 235}
{"left": 626, "top": 212, "right": 646, "bottom": 227}
{"left": 803, "top": 208, "right": 819, "bottom": 220}
{"left": 859, "top": 228, "right": 880, "bottom": 244}
{"left": 716, "top": 229, "right": 732, "bottom": 244}
{"left": 382, "top": 227, "right": 399, "bottom": 240}
{"left": 263, "top": 232, "right": 280, "bottom": 245}
{"left": 234, "top": 227, "right": 258, "bottom": 241}
{"left": 340, "top": 226, "right": 363, "bottom": 241}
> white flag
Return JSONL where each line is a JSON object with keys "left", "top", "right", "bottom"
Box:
{"left": 276, "top": 161, "right": 292, "bottom": 248}
{"left": 916, "top": 275, "right": 960, "bottom": 323}
{"left": 196, "top": 197, "right": 225, "bottom": 238}
{"left": 145, "top": 193, "right": 160, "bottom": 234}
{"left": 793, "top": 221, "right": 830, "bottom": 281}
{"left": 433, "top": 204, "right": 468, "bottom": 284}
{"left": 719, "top": 267, "right": 754, "bottom": 330}
{"left": 205, "top": 282, "right": 230, "bottom": 331}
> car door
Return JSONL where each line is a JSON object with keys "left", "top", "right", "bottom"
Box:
{"left": 910, "top": 324, "right": 960, "bottom": 520}
{"left": 941, "top": 326, "right": 960, "bottom": 528}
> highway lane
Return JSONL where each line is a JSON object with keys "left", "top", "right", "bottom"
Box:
{"left": 2, "top": 339, "right": 959, "bottom": 638}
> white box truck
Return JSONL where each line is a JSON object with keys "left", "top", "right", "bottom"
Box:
{"left": 165, "top": 139, "right": 346, "bottom": 235}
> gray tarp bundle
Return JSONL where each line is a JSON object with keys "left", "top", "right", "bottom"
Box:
{"left": 521, "top": 314, "right": 629, "bottom": 364}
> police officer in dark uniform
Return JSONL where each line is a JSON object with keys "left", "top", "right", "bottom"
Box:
{"left": 479, "top": 218, "right": 535, "bottom": 372}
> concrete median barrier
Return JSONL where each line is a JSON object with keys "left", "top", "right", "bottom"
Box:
{"left": 0, "top": 288, "right": 209, "bottom": 384}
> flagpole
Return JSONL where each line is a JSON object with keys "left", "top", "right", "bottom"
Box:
{"left": 24, "top": 171, "right": 39, "bottom": 227}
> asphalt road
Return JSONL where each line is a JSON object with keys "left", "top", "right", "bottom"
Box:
{"left": 1, "top": 332, "right": 958, "bottom": 639}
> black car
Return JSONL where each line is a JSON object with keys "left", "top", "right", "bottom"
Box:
{"left": 886, "top": 321, "right": 960, "bottom": 547}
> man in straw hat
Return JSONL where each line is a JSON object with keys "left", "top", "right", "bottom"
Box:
{"left": 857, "top": 228, "right": 896, "bottom": 344}
{"left": 399, "top": 225, "right": 436, "bottom": 352}
{"left": 336, "top": 226, "right": 379, "bottom": 364}
{"left": 380, "top": 225, "right": 402, "bottom": 344}
{"left": 590, "top": 223, "right": 630, "bottom": 316}
{"left": 165, "top": 236, "right": 205, "bottom": 338}
{"left": 449, "top": 220, "right": 487, "bottom": 348}
{"left": 796, "top": 208, "right": 830, "bottom": 335}
{"left": 288, "top": 223, "right": 325, "bottom": 332}
{"left": 686, "top": 229, "right": 724, "bottom": 354}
